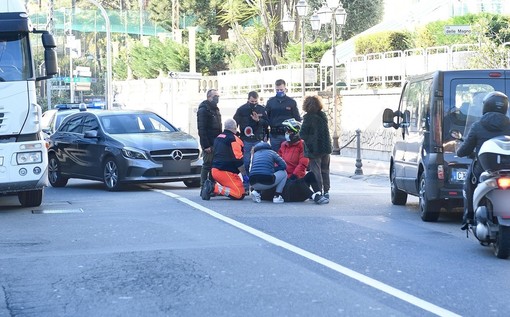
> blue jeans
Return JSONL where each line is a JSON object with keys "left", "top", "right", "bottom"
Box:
{"left": 269, "top": 134, "right": 286, "bottom": 152}
{"left": 242, "top": 140, "right": 258, "bottom": 175}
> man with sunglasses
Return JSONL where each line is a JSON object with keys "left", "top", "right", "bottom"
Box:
{"left": 266, "top": 79, "right": 301, "bottom": 152}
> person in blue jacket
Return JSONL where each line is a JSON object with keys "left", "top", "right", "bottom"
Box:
{"left": 249, "top": 142, "right": 287, "bottom": 203}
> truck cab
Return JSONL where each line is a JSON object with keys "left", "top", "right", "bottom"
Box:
{"left": 0, "top": 0, "right": 57, "bottom": 207}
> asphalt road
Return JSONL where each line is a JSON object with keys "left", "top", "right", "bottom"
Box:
{"left": 0, "top": 173, "right": 508, "bottom": 317}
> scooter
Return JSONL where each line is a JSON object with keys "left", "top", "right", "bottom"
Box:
{"left": 469, "top": 135, "right": 510, "bottom": 259}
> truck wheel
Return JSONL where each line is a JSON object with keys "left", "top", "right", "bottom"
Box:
{"left": 103, "top": 158, "right": 122, "bottom": 191}
{"left": 391, "top": 166, "right": 407, "bottom": 205}
{"left": 18, "top": 189, "right": 43, "bottom": 207}
{"left": 48, "top": 155, "right": 68, "bottom": 187}
{"left": 419, "top": 174, "right": 441, "bottom": 222}
{"left": 183, "top": 178, "right": 201, "bottom": 188}
{"left": 494, "top": 225, "right": 510, "bottom": 259}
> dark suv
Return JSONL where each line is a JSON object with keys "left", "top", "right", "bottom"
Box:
{"left": 382, "top": 70, "right": 510, "bottom": 222}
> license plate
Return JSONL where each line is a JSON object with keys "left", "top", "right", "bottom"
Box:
{"left": 163, "top": 159, "right": 191, "bottom": 173}
{"left": 451, "top": 169, "right": 467, "bottom": 182}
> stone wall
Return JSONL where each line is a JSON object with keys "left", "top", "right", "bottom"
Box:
{"left": 113, "top": 77, "right": 402, "bottom": 161}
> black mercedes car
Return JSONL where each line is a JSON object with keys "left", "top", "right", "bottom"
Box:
{"left": 47, "top": 109, "right": 202, "bottom": 191}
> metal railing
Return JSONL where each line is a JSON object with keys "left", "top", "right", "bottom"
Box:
{"left": 215, "top": 42, "right": 510, "bottom": 95}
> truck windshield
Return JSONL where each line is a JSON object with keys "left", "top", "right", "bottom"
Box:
{"left": 0, "top": 33, "right": 31, "bottom": 82}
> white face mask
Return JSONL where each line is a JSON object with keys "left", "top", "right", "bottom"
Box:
{"left": 285, "top": 133, "right": 291, "bottom": 142}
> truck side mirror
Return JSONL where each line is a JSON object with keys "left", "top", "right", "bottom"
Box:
{"left": 42, "top": 33, "right": 56, "bottom": 49}
{"left": 43, "top": 33, "right": 57, "bottom": 76}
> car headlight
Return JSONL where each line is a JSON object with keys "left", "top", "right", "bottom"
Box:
{"left": 17, "top": 151, "right": 43, "bottom": 165}
{"left": 121, "top": 147, "right": 148, "bottom": 159}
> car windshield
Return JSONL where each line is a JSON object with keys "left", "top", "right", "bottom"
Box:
{"left": 100, "top": 113, "right": 178, "bottom": 134}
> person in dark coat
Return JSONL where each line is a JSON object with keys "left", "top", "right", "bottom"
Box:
{"left": 299, "top": 95, "right": 332, "bottom": 199}
{"left": 266, "top": 79, "right": 301, "bottom": 152}
{"left": 260, "top": 119, "right": 329, "bottom": 204}
{"left": 233, "top": 91, "right": 269, "bottom": 174}
{"left": 197, "top": 89, "right": 222, "bottom": 187}
{"left": 457, "top": 91, "right": 510, "bottom": 229}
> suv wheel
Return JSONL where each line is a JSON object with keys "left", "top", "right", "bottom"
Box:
{"left": 390, "top": 165, "right": 407, "bottom": 205}
{"left": 419, "top": 173, "right": 441, "bottom": 222}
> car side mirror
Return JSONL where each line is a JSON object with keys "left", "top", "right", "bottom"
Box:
{"left": 84, "top": 130, "right": 99, "bottom": 138}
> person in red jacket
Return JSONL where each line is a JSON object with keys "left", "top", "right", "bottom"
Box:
{"left": 260, "top": 119, "right": 329, "bottom": 204}
{"left": 200, "top": 118, "right": 248, "bottom": 200}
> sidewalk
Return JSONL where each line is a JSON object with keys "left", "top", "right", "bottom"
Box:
{"left": 329, "top": 155, "right": 388, "bottom": 179}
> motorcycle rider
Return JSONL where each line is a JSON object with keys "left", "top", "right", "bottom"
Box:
{"left": 457, "top": 91, "right": 510, "bottom": 230}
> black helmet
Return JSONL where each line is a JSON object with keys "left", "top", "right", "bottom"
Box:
{"left": 482, "top": 91, "right": 509, "bottom": 115}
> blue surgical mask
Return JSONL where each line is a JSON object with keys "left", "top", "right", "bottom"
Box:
{"left": 276, "top": 91, "right": 285, "bottom": 98}
{"left": 285, "top": 133, "right": 291, "bottom": 142}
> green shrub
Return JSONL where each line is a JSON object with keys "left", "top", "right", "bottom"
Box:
{"left": 355, "top": 31, "right": 412, "bottom": 54}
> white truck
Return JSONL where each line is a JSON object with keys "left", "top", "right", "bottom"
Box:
{"left": 0, "top": 0, "right": 57, "bottom": 206}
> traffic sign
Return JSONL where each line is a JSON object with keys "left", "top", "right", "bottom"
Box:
{"left": 52, "top": 77, "right": 92, "bottom": 83}
{"left": 444, "top": 25, "right": 471, "bottom": 35}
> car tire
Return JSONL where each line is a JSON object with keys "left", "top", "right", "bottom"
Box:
{"left": 103, "top": 157, "right": 122, "bottom": 191}
{"left": 18, "top": 189, "right": 43, "bottom": 207}
{"left": 419, "top": 173, "right": 441, "bottom": 222}
{"left": 390, "top": 165, "right": 407, "bottom": 205}
{"left": 183, "top": 178, "right": 201, "bottom": 188}
{"left": 48, "top": 154, "right": 68, "bottom": 187}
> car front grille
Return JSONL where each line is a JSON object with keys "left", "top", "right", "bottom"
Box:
{"left": 150, "top": 149, "right": 200, "bottom": 162}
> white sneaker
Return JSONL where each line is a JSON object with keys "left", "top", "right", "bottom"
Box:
{"left": 273, "top": 195, "right": 284, "bottom": 204}
{"left": 251, "top": 190, "right": 261, "bottom": 203}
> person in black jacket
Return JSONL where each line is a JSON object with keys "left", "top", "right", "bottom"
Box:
{"left": 266, "top": 79, "right": 301, "bottom": 152}
{"left": 233, "top": 91, "right": 268, "bottom": 174}
{"left": 457, "top": 91, "right": 510, "bottom": 229}
{"left": 300, "top": 95, "right": 332, "bottom": 199}
{"left": 197, "top": 89, "right": 222, "bottom": 187}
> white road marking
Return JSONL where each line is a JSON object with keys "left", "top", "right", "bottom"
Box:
{"left": 152, "top": 189, "right": 460, "bottom": 317}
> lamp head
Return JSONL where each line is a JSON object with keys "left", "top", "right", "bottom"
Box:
{"left": 296, "top": 0, "right": 309, "bottom": 17}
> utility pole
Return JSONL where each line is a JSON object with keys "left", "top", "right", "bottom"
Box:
{"left": 139, "top": 0, "right": 143, "bottom": 39}
{"left": 46, "top": 0, "right": 54, "bottom": 108}
{"left": 172, "top": 0, "right": 179, "bottom": 31}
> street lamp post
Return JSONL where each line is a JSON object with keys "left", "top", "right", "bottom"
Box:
{"left": 318, "top": 0, "right": 347, "bottom": 155}
{"left": 83, "top": 0, "right": 113, "bottom": 110}
{"left": 281, "top": 0, "right": 320, "bottom": 101}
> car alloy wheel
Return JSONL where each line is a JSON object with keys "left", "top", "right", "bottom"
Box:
{"left": 48, "top": 155, "right": 68, "bottom": 187}
{"left": 103, "top": 158, "right": 121, "bottom": 191}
